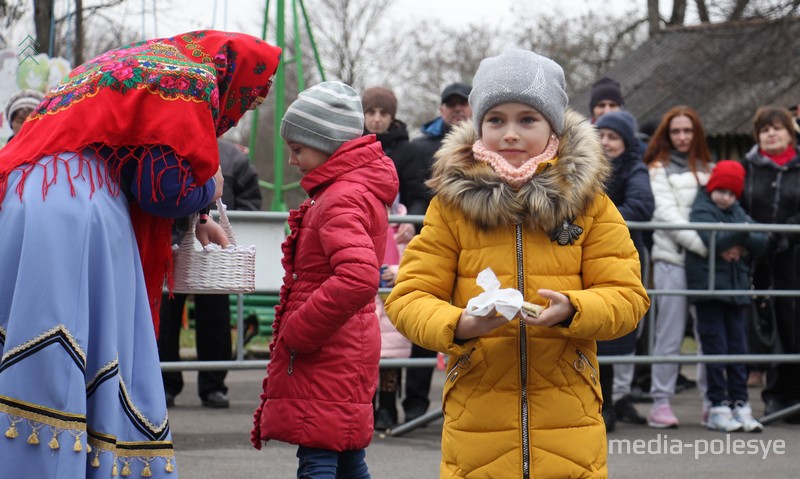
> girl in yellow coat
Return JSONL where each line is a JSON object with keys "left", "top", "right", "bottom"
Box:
{"left": 384, "top": 49, "right": 650, "bottom": 478}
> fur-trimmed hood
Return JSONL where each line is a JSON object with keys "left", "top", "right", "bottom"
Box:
{"left": 427, "top": 109, "right": 609, "bottom": 233}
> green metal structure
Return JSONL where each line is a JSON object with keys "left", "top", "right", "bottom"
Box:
{"left": 249, "top": 0, "right": 327, "bottom": 212}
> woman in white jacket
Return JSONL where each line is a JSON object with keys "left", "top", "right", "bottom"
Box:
{"left": 644, "top": 106, "right": 713, "bottom": 428}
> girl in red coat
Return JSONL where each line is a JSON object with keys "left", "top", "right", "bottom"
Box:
{"left": 251, "top": 81, "right": 399, "bottom": 478}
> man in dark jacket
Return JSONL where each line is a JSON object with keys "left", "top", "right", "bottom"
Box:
{"left": 401, "top": 82, "right": 472, "bottom": 423}
{"left": 158, "top": 139, "right": 263, "bottom": 408}
{"left": 413, "top": 82, "right": 472, "bottom": 206}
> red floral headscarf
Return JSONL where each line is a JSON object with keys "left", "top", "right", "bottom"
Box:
{"left": 0, "top": 30, "right": 282, "bottom": 331}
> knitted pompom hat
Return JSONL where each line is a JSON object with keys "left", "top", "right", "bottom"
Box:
{"left": 280, "top": 81, "right": 364, "bottom": 155}
{"left": 707, "top": 160, "right": 746, "bottom": 199}
{"left": 470, "top": 49, "right": 568, "bottom": 136}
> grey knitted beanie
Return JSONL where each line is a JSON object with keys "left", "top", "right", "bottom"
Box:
{"left": 470, "top": 49, "right": 568, "bottom": 136}
{"left": 280, "top": 81, "right": 364, "bottom": 155}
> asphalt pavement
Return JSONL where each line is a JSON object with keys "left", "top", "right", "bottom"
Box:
{"left": 168, "top": 366, "right": 799, "bottom": 478}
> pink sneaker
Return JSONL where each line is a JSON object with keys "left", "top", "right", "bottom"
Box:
{"left": 648, "top": 403, "right": 679, "bottom": 429}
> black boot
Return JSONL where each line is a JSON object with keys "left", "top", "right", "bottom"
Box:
{"left": 603, "top": 405, "right": 616, "bottom": 433}
{"left": 375, "top": 391, "right": 398, "bottom": 431}
{"left": 614, "top": 395, "right": 647, "bottom": 424}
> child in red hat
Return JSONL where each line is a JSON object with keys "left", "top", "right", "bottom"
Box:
{"left": 686, "top": 160, "right": 769, "bottom": 432}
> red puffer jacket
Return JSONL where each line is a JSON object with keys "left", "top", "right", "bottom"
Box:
{"left": 252, "top": 135, "right": 399, "bottom": 451}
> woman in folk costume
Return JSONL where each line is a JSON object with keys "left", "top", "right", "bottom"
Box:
{"left": 0, "top": 31, "right": 281, "bottom": 478}
{"left": 384, "top": 49, "right": 649, "bottom": 478}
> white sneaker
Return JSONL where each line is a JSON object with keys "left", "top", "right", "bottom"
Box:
{"left": 732, "top": 402, "right": 764, "bottom": 433}
{"left": 706, "top": 405, "right": 744, "bottom": 432}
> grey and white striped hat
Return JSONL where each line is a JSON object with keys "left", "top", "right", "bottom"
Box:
{"left": 280, "top": 81, "right": 364, "bottom": 155}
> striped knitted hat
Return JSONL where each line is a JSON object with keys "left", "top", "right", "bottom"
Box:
{"left": 5, "top": 89, "right": 45, "bottom": 123}
{"left": 280, "top": 81, "right": 364, "bottom": 155}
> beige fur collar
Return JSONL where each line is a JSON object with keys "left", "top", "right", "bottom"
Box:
{"left": 427, "top": 109, "right": 610, "bottom": 233}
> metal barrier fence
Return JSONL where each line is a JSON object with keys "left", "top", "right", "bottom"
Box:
{"left": 162, "top": 213, "right": 800, "bottom": 373}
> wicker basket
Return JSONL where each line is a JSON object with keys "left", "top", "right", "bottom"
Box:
{"left": 172, "top": 199, "right": 256, "bottom": 294}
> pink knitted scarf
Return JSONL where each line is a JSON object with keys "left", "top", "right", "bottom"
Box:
{"left": 472, "top": 134, "right": 559, "bottom": 188}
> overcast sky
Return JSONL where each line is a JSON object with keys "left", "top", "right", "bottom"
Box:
{"left": 129, "top": 0, "right": 653, "bottom": 39}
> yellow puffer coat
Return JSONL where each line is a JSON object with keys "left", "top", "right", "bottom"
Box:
{"left": 385, "top": 111, "right": 649, "bottom": 479}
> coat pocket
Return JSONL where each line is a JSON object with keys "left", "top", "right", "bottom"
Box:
{"left": 440, "top": 346, "right": 483, "bottom": 422}
{"left": 559, "top": 346, "right": 604, "bottom": 418}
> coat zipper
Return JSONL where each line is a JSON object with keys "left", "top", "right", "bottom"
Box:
{"left": 445, "top": 347, "right": 475, "bottom": 383}
{"left": 287, "top": 350, "right": 297, "bottom": 376}
{"left": 574, "top": 349, "right": 598, "bottom": 386}
{"left": 516, "top": 223, "right": 531, "bottom": 479}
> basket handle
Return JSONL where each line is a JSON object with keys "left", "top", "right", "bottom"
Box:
{"left": 215, "top": 198, "right": 237, "bottom": 246}
{"left": 179, "top": 199, "right": 237, "bottom": 251}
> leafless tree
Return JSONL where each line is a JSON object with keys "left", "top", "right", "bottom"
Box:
{"left": 509, "top": 8, "right": 648, "bottom": 95}
{"left": 670, "top": 0, "right": 688, "bottom": 24}
{"left": 29, "top": 0, "right": 136, "bottom": 66}
{"left": 304, "top": 0, "right": 391, "bottom": 88}
{"left": 371, "top": 19, "right": 502, "bottom": 129}
{"left": 0, "top": 1, "right": 29, "bottom": 49}
{"left": 648, "top": 0, "right": 661, "bottom": 34}
{"left": 649, "top": 0, "right": 800, "bottom": 32}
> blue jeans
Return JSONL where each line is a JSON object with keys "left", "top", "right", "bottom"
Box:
{"left": 695, "top": 301, "right": 748, "bottom": 406}
{"left": 296, "top": 446, "right": 371, "bottom": 479}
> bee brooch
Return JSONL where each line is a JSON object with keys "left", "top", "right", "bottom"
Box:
{"left": 550, "top": 218, "right": 583, "bottom": 246}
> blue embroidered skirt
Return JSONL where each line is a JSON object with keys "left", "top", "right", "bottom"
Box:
{"left": 0, "top": 154, "right": 177, "bottom": 478}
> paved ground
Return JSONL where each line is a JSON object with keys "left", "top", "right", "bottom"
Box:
{"left": 168, "top": 366, "right": 799, "bottom": 478}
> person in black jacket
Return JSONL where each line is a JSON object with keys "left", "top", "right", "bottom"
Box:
{"left": 361, "top": 86, "right": 425, "bottom": 245}
{"left": 158, "top": 138, "right": 263, "bottom": 408}
{"left": 361, "top": 86, "right": 429, "bottom": 426}
{"left": 740, "top": 106, "right": 800, "bottom": 421}
{"left": 595, "top": 111, "right": 654, "bottom": 430}
{"left": 413, "top": 82, "right": 473, "bottom": 207}
{"left": 401, "top": 82, "right": 473, "bottom": 422}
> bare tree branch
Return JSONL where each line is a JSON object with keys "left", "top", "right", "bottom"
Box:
{"left": 728, "top": 0, "right": 751, "bottom": 19}
{"left": 307, "top": 0, "right": 391, "bottom": 87}
{"left": 55, "top": 0, "right": 126, "bottom": 23}
{"left": 0, "top": 0, "right": 28, "bottom": 48}
{"left": 602, "top": 17, "right": 650, "bottom": 70}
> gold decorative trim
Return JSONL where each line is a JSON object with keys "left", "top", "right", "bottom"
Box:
{"left": 119, "top": 378, "right": 169, "bottom": 434}
{"left": 0, "top": 395, "right": 86, "bottom": 431}
{"left": 88, "top": 433, "right": 174, "bottom": 459}
{"left": 86, "top": 355, "right": 118, "bottom": 391}
{"left": 1, "top": 324, "right": 86, "bottom": 365}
